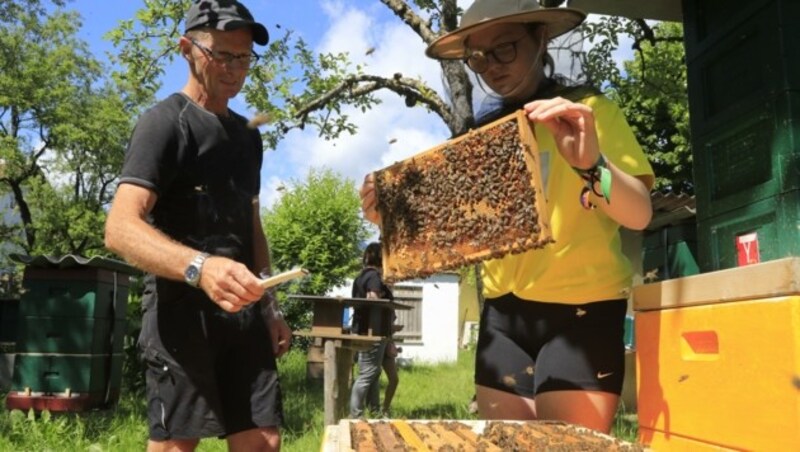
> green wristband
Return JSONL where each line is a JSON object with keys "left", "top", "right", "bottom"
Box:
{"left": 573, "top": 154, "right": 612, "bottom": 209}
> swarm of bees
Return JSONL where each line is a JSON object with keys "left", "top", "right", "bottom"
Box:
{"left": 374, "top": 111, "right": 553, "bottom": 282}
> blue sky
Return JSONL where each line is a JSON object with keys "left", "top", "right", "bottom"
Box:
{"left": 71, "top": 0, "right": 454, "bottom": 212}
{"left": 69, "top": 1, "right": 633, "bottom": 212}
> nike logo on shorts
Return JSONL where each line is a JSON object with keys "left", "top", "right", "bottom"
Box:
{"left": 597, "top": 371, "right": 614, "bottom": 379}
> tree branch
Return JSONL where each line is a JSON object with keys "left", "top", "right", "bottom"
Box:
{"left": 294, "top": 74, "right": 454, "bottom": 129}
{"left": 379, "top": 0, "right": 438, "bottom": 43}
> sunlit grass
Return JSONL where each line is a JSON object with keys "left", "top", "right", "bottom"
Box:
{"left": 2, "top": 347, "right": 638, "bottom": 450}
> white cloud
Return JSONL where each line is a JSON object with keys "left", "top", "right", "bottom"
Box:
{"left": 263, "top": 1, "right": 451, "bottom": 207}
{"left": 259, "top": 4, "right": 647, "bottom": 208}
{"left": 259, "top": 175, "right": 287, "bottom": 210}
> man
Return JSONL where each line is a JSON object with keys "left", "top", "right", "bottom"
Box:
{"left": 349, "top": 242, "right": 393, "bottom": 418}
{"left": 104, "top": 1, "right": 290, "bottom": 450}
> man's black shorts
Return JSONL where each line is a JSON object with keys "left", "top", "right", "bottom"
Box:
{"left": 139, "top": 297, "right": 283, "bottom": 440}
{"left": 475, "top": 293, "right": 626, "bottom": 397}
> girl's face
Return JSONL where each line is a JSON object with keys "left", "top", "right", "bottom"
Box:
{"left": 465, "top": 22, "right": 545, "bottom": 102}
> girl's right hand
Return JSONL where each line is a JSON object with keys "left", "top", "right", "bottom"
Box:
{"left": 360, "top": 173, "right": 382, "bottom": 225}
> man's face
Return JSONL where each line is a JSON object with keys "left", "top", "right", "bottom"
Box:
{"left": 184, "top": 28, "right": 256, "bottom": 102}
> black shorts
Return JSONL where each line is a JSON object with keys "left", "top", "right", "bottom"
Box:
{"left": 475, "top": 293, "right": 626, "bottom": 397}
{"left": 139, "top": 297, "right": 283, "bottom": 440}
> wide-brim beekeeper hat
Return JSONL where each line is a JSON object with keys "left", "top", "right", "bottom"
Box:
{"left": 426, "top": 0, "right": 586, "bottom": 60}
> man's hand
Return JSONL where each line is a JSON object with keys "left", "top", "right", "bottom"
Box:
{"left": 199, "top": 256, "right": 264, "bottom": 312}
{"left": 268, "top": 317, "right": 292, "bottom": 357}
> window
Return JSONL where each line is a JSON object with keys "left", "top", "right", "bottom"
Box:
{"left": 392, "top": 284, "right": 422, "bottom": 341}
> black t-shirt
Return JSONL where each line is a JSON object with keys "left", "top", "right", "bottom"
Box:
{"left": 351, "top": 267, "right": 393, "bottom": 335}
{"left": 120, "top": 93, "right": 263, "bottom": 308}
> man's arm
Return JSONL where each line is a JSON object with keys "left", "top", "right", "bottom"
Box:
{"left": 104, "top": 183, "right": 264, "bottom": 312}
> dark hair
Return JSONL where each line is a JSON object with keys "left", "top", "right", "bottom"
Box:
{"left": 362, "top": 242, "right": 382, "bottom": 268}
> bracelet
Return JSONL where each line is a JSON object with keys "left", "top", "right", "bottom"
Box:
{"left": 573, "top": 154, "right": 612, "bottom": 210}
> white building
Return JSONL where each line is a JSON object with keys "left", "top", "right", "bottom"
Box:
{"left": 328, "top": 272, "right": 463, "bottom": 364}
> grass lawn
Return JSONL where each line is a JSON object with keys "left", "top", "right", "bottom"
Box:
{"left": 1, "top": 347, "right": 638, "bottom": 450}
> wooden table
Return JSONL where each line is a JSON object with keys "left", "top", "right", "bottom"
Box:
{"left": 290, "top": 295, "right": 412, "bottom": 425}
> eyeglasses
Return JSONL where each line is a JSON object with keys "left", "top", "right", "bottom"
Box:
{"left": 189, "top": 39, "right": 260, "bottom": 70}
{"left": 464, "top": 37, "right": 524, "bottom": 74}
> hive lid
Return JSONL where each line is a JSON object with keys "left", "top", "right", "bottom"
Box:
{"left": 10, "top": 254, "right": 140, "bottom": 275}
{"left": 633, "top": 257, "right": 800, "bottom": 311}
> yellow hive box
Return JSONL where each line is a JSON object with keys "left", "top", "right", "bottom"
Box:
{"left": 633, "top": 257, "right": 800, "bottom": 451}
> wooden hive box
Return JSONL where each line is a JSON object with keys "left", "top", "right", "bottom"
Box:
{"left": 322, "top": 419, "right": 646, "bottom": 451}
{"left": 374, "top": 110, "right": 553, "bottom": 282}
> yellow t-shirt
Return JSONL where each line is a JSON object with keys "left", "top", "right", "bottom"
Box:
{"left": 481, "top": 93, "right": 654, "bottom": 304}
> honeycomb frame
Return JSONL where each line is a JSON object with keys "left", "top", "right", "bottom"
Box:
{"left": 374, "top": 110, "right": 553, "bottom": 282}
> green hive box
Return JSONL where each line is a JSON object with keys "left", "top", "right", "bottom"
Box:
{"left": 642, "top": 223, "right": 700, "bottom": 281}
{"left": 684, "top": 0, "right": 800, "bottom": 221}
{"left": 6, "top": 255, "right": 138, "bottom": 411}
{"left": 0, "top": 298, "right": 19, "bottom": 343}
{"left": 691, "top": 92, "right": 800, "bottom": 220}
{"left": 19, "top": 267, "right": 130, "bottom": 319}
{"left": 10, "top": 354, "right": 123, "bottom": 395}
{"left": 697, "top": 190, "right": 800, "bottom": 272}
{"left": 15, "top": 317, "right": 126, "bottom": 354}
{"left": 682, "top": 0, "right": 766, "bottom": 61}
{"left": 684, "top": 0, "right": 800, "bottom": 271}
{"left": 682, "top": 0, "right": 800, "bottom": 73}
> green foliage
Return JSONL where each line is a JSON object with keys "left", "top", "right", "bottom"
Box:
{"left": 246, "top": 32, "right": 382, "bottom": 150}
{"left": 262, "top": 168, "right": 370, "bottom": 334}
{"left": 610, "top": 23, "right": 692, "bottom": 192}
{"left": 0, "top": 394, "right": 149, "bottom": 451}
{"left": 107, "top": 0, "right": 382, "bottom": 149}
{"left": 581, "top": 19, "right": 692, "bottom": 192}
{"left": 105, "top": 0, "right": 189, "bottom": 108}
{"left": 0, "top": 0, "right": 136, "bottom": 262}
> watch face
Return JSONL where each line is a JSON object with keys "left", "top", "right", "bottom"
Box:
{"left": 185, "top": 266, "right": 200, "bottom": 284}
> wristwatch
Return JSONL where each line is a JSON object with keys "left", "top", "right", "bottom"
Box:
{"left": 184, "top": 252, "right": 210, "bottom": 287}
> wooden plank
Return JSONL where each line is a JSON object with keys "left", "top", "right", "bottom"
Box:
{"left": 336, "top": 420, "right": 352, "bottom": 452}
{"left": 289, "top": 294, "right": 413, "bottom": 310}
{"left": 323, "top": 340, "right": 343, "bottom": 426}
{"left": 373, "top": 109, "right": 553, "bottom": 283}
{"left": 294, "top": 331, "right": 383, "bottom": 341}
{"left": 633, "top": 257, "right": 800, "bottom": 311}
{"left": 429, "top": 423, "right": 478, "bottom": 450}
{"left": 391, "top": 421, "right": 430, "bottom": 452}
{"left": 372, "top": 422, "right": 402, "bottom": 451}
{"left": 334, "top": 346, "right": 353, "bottom": 424}
{"left": 409, "top": 422, "right": 449, "bottom": 451}
{"left": 351, "top": 422, "right": 377, "bottom": 452}
{"left": 443, "top": 422, "right": 503, "bottom": 452}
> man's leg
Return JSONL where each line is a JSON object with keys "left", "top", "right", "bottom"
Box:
{"left": 227, "top": 427, "right": 280, "bottom": 452}
{"left": 147, "top": 438, "right": 200, "bottom": 452}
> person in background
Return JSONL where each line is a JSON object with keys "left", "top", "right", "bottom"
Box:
{"left": 360, "top": 0, "right": 654, "bottom": 434}
{"left": 380, "top": 325, "right": 402, "bottom": 417}
{"left": 349, "top": 242, "right": 393, "bottom": 418}
{"left": 104, "top": 1, "right": 290, "bottom": 450}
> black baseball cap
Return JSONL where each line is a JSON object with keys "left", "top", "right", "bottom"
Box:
{"left": 185, "top": 0, "right": 269, "bottom": 46}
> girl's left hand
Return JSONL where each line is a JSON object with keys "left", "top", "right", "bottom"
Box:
{"left": 524, "top": 97, "right": 600, "bottom": 170}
